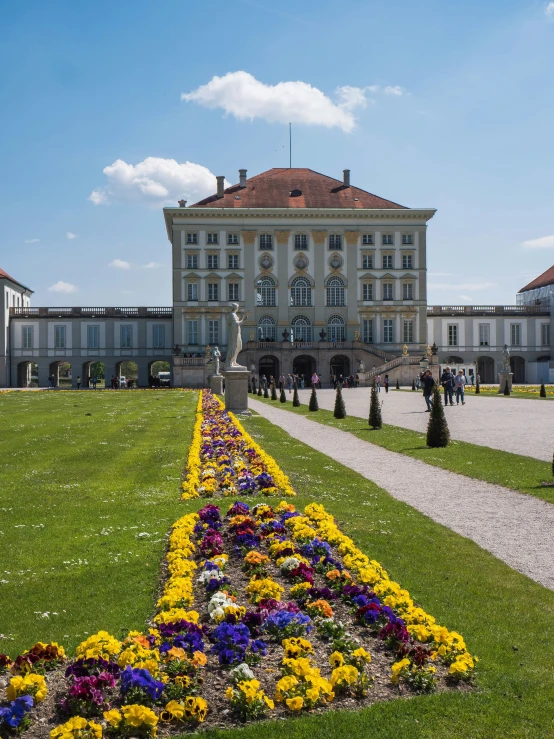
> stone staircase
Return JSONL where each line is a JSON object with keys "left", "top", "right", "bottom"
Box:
{"left": 359, "top": 355, "right": 424, "bottom": 386}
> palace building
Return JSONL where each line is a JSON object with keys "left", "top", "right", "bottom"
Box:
{"left": 2, "top": 167, "right": 554, "bottom": 387}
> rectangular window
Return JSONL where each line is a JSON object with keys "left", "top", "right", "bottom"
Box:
{"left": 228, "top": 254, "right": 239, "bottom": 269}
{"left": 541, "top": 323, "right": 550, "bottom": 346}
{"left": 207, "top": 254, "right": 219, "bottom": 269}
{"left": 120, "top": 325, "right": 132, "bottom": 349}
{"left": 402, "top": 254, "right": 413, "bottom": 269}
{"left": 207, "top": 233, "right": 218, "bottom": 245}
{"left": 382, "top": 254, "right": 393, "bottom": 269}
{"left": 188, "top": 320, "right": 198, "bottom": 345}
{"left": 362, "top": 283, "right": 373, "bottom": 301}
{"left": 186, "top": 253, "right": 198, "bottom": 269}
{"left": 383, "top": 319, "right": 394, "bottom": 343}
{"left": 479, "top": 323, "right": 490, "bottom": 346}
{"left": 402, "top": 283, "right": 413, "bottom": 300}
{"left": 383, "top": 283, "right": 393, "bottom": 300}
{"left": 22, "top": 325, "right": 33, "bottom": 350}
{"left": 54, "top": 325, "right": 66, "bottom": 349}
{"left": 329, "top": 234, "right": 342, "bottom": 250}
{"left": 186, "top": 232, "right": 198, "bottom": 244}
{"left": 403, "top": 320, "right": 414, "bottom": 343}
{"left": 510, "top": 323, "right": 521, "bottom": 346}
{"left": 448, "top": 324, "right": 458, "bottom": 346}
{"left": 153, "top": 324, "right": 165, "bottom": 349}
{"left": 208, "top": 283, "right": 219, "bottom": 301}
{"left": 208, "top": 320, "right": 219, "bottom": 344}
{"left": 402, "top": 234, "right": 413, "bottom": 245}
{"left": 87, "top": 325, "right": 99, "bottom": 349}
{"left": 363, "top": 319, "right": 373, "bottom": 343}
{"left": 227, "top": 233, "right": 239, "bottom": 245}
{"left": 382, "top": 234, "right": 393, "bottom": 245}
{"left": 362, "top": 234, "right": 373, "bottom": 245}
{"left": 228, "top": 283, "right": 239, "bottom": 301}
{"left": 294, "top": 233, "right": 307, "bottom": 250}
{"left": 362, "top": 254, "right": 373, "bottom": 269}
{"left": 187, "top": 283, "right": 198, "bottom": 301}
{"left": 259, "top": 234, "right": 273, "bottom": 250}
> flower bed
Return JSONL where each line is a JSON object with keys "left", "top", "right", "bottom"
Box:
{"left": 0, "top": 500, "right": 475, "bottom": 736}
{"left": 181, "top": 390, "right": 295, "bottom": 500}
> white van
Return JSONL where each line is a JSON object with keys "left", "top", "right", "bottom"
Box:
{"left": 158, "top": 371, "right": 171, "bottom": 387}
{"left": 119, "top": 376, "right": 127, "bottom": 388}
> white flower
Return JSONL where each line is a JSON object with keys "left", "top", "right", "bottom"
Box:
{"left": 207, "top": 591, "right": 233, "bottom": 615}
{"left": 280, "top": 557, "right": 301, "bottom": 573}
{"left": 197, "top": 568, "right": 225, "bottom": 584}
{"left": 230, "top": 663, "right": 255, "bottom": 682}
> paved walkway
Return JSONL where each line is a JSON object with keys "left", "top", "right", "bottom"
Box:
{"left": 292, "top": 388, "right": 553, "bottom": 462}
{"left": 249, "top": 398, "right": 554, "bottom": 591}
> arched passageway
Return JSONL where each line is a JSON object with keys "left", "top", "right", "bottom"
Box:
{"left": 476, "top": 356, "right": 495, "bottom": 384}
{"left": 292, "top": 355, "right": 316, "bottom": 385}
{"left": 330, "top": 354, "right": 351, "bottom": 380}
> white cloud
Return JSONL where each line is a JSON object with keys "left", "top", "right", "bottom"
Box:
{"left": 335, "top": 85, "right": 368, "bottom": 112}
{"left": 90, "top": 157, "right": 223, "bottom": 206}
{"left": 66, "top": 232, "right": 77, "bottom": 240}
{"left": 142, "top": 262, "right": 162, "bottom": 269}
{"left": 546, "top": 2, "right": 554, "bottom": 17}
{"left": 24, "top": 238, "right": 40, "bottom": 244}
{"left": 521, "top": 234, "right": 554, "bottom": 248}
{"left": 109, "top": 259, "right": 131, "bottom": 270}
{"left": 428, "top": 282, "right": 497, "bottom": 291}
{"left": 384, "top": 85, "right": 405, "bottom": 96}
{"left": 48, "top": 281, "right": 77, "bottom": 294}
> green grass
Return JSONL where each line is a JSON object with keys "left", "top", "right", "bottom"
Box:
{"left": 464, "top": 386, "right": 554, "bottom": 400}
{"left": 251, "top": 395, "right": 554, "bottom": 504}
{"left": 180, "top": 413, "right": 554, "bottom": 739}
{"left": 0, "top": 389, "right": 197, "bottom": 657}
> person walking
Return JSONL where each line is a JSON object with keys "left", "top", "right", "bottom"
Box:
{"left": 440, "top": 366, "right": 455, "bottom": 406}
{"left": 454, "top": 369, "right": 466, "bottom": 405}
{"left": 311, "top": 372, "right": 319, "bottom": 388}
{"left": 287, "top": 374, "right": 293, "bottom": 393}
{"left": 76, "top": 375, "right": 81, "bottom": 390}
{"left": 422, "top": 370, "right": 435, "bottom": 411}
{"left": 376, "top": 374, "right": 381, "bottom": 392}
{"left": 384, "top": 374, "right": 389, "bottom": 393}
{"left": 278, "top": 373, "right": 285, "bottom": 391}
{"left": 300, "top": 374, "right": 305, "bottom": 389}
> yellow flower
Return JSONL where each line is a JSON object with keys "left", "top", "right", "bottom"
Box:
{"left": 164, "top": 700, "right": 185, "bottom": 720}
{"left": 50, "top": 717, "right": 102, "bottom": 739}
{"left": 225, "top": 686, "right": 234, "bottom": 700}
{"left": 329, "top": 651, "right": 344, "bottom": 668}
{"left": 285, "top": 696, "right": 304, "bottom": 711}
{"left": 121, "top": 704, "right": 158, "bottom": 729}
{"left": 103, "top": 709, "right": 122, "bottom": 727}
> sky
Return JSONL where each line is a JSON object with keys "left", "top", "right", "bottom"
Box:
{"left": 1, "top": 0, "right": 554, "bottom": 307}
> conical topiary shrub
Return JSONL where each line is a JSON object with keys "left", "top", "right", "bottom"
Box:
{"left": 540, "top": 383, "right": 547, "bottom": 398}
{"left": 334, "top": 384, "right": 346, "bottom": 419}
{"left": 426, "top": 384, "right": 450, "bottom": 448}
{"left": 309, "top": 386, "right": 319, "bottom": 411}
{"left": 271, "top": 383, "right": 278, "bottom": 401}
{"left": 368, "top": 380, "right": 382, "bottom": 429}
{"left": 280, "top": 387, "right": 287, "bottom": 403}
{"left": 292, "top": 383, "right": 301, "bottom": 407}
{"left": 257, "top": 384, "right": 263, "bottom": 397}
{"left": 396, "top": 378, "right": 400, "bottom": 390}
{"left": 475, "top": 378, "right": 480, "bottom": 394}
{"left": 412, "top": 379, "right": 416, "bottom": 391}
{"left": 264, "top": 384, "right": 269, "bottom": 398}
{"left": 503, "top": 381, "right": 510, "bottom": 396}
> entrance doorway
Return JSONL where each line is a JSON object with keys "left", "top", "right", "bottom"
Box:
{"left": 17, "top": 361, "right": 37, "bottom": 387}
{"left": 510, "top": 356, "right": 525, "bottom": 383}
{"left": 292, "top": 355, "right": 315, "bottom": 385}
{"left": 258, "top": 355, "right": 279, "bottom": 382}
{"left": 116, "top": 360, "right": 138, "bottom": 388}
{"left": 476, "top": 356, "right": 495, "bottom": 383}
{"left": 330, "top": 354, "right": 351, "bottom": 380}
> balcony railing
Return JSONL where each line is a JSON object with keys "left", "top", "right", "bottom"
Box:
{"left": 10, "top": 307, "right": 172, "bottom": 318}
{"left": 428, "top": 305, "right": 549, "bottom": 316}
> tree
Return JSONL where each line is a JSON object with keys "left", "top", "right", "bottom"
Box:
{"left": 334, "top": 384, "right": 346, "bottom": 418}
{"left": 540, "top": 383, "right": 547, "bottom": 398}
{"left": 292, "top": 383, "right": 301, "bottom": 407}
{"left": 309, "top": 386, "right": 319, "bottom": 411}
{"left": 280, "top": 387, "right": 287, "bottom": 403}
{"left": 412, "top": 378, "right": 416, "bottom": 391}
{"left": 503, "top": 380, "right": 510, "bottom": 396}
{"left": 271, "top": 383, "right": 278, "bottom": 401}
{"left": 396, "top": 378, "right": 400, "bottom": 390}
{"left": 368, "top": 380, "right": 382, "bottom": 429}
{"left": 426, "top": 384, "right": 450, "bottom": 448}
{"left": 90, "top": 361, "right": 105, "bottom": 380}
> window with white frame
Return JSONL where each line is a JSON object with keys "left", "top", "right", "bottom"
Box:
{"left": 87, "top": 325, "right": 99, "bottom": 349}
{"left": 207, "top": 254, "right": 219, "bottom": 269}
{"left": 479, "top": 323, "right": 490, "bottom": 346}
{"left": 329, "top": 234, "right": 342, "bottom": 250}
{"left": 402, "top": 282, "right": 413, "bottom": 300}
{"left": 327, "top": 315, "right": 345, "bottom": 342}
{"left": 541, "top": 323, "right": 550, "bottom": 346}
{"left": 153, "top": 324, "right": 165, "bottom": 349}
{"left": 382, "top": 282, "right": 393, "bottom": 300}
{"left": 402, "top": 234, "right": 413, "bottom": 245}
{"left": 228, "top": 254, "right": 239, "bottom": 269}
{"left": 382, "top": 234, "right": 393, "bottom": 245}
{"left": 258, "top": 315, "right": 276, "bottom": 341}
{"left": 186, "top": 232, "right": 198, "bottom": 244}
{"left": 120, "top": 325, "right": 132, "bottom": 349}
{"left": 403, "top": 320, "right": 414, "bottom": 343}
{"left": 362, "top": 254, "right": 373, "bottom": 269}
{"left": 227, "top": 233, "right": 239, "bottom": 245}
{"left": 326, "top": 276, "right": 345, "bottom": 306}
{"left": 290, "top": 276, "right": 312, "bottom": 306}
{"left": 362, "top": 234, "right": 373, "bottom": 245}
{"left": 363, "top": 318, "right": 373, "bottom": 343}
{"left": 362, "top": 283, "right": 373, "bottom": 301}
{"left": 187, "top": 283, "right": 198, "bottom": 301}
{"left": 208, "top": 283, "right": 219, "bottom": 301}
{"left": 448, "top": 324, "right": 458, "bottom": 346}
{"left": 382, "top": 254, "right": 393, "bottom": 269}
{"left": 259, "top": 234, "right": 273, "bottom": 250}
{"left": 228, "top": 283, "right": 239, "bottom": 301}
{"left": 186, "top": 253, "right": 198, "bottom": 269}
{"left": 208, "top": 320, "right": 219, "bottom": 345}
{"left": 207, "top": 233, "right": 218, "bottom": 245}
{"left": 187, "top": 320, "right": 198, "bottom": 345}
{"left": 510, "top": 323, "right": 521, "bottom": 346}
{"left": 54, "top": 325, "right": 66, "bottom": 349}
{"left": 294, "top": 233, "right": 307, "bottom": 250}
{"left": 257, "top": 276, "right": 276, "bottom": 306}
{"left": 383, "top": 319, "right": 394, "bottom": 343}
{"left": 22, "top": 325, "right": 33, "bottom": 350}
{"left": 402, "top": 254, "right": 413, "bottom": 269}
{"left": 291, "top": 315, "right": 312, "bottom": 342}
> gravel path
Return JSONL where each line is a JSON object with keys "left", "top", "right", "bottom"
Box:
{"left": 249, "top": 398, "right": 554, "bottom": 591}
{"left": 292, "top": 388, "right": 553, "bottom": 462}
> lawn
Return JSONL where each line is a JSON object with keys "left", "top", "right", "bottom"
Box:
{"left": 465, "top": 385, "right": 554, "bottom": 400}
{"left": 250, "top": 394, "right": 554, "bottom": 504}
{"left": 0, "top": 389, "right": 197, "bottom": 657}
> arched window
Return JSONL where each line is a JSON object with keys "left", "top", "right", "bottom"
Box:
{"left": 258, "top": 315, "right": 276, "bottom": 341}
{"left": 327, "top": 315, "right": 345, "bottom": 342}
{"left": 291, "top": 315, "right": 312, "bottom": 342}
{"left": 290, "top": 276, "right": 312, "bottom": 307}
{"left": 257, "top": 276, "right": 276, "bottom": 306}
{"left": 326, "top": 276, "right": 345, "bottom": 306}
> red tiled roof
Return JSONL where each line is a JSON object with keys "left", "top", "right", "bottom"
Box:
{"left": 519, "top": 264, "right": 554, "bottom": 293}
{"left": 0, "top": 268, "right": 32, "bottom": 292}
{"left": 190, "top": 168, "right": 407, "bottom": 209}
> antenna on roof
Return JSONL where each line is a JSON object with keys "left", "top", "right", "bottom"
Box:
{"left": 289, "top": 122, "right": 292, "bottom": 168}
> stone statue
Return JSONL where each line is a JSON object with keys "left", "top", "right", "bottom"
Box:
{"left": 502, "top": 343, "right": 511, "bottom": 372}
{"left": 319, "top": 329, "right": 327, "bottom": 341}
{"left": 426, "top": 344, "right": 432, "bottom": 357}
{"left": 205, "top": 345, "right": 211, "bottom": 357}
{"left": 402, "top": 344, "right": 409, "bottom": 356}
{"left": 212, "top": 346, "right": 221, "bottom": 376}
{"left": 357, "top": 359, "right": 365, "bottom": 373}
{"left": 226, "top": 303, "right": 249, "bottom": 369}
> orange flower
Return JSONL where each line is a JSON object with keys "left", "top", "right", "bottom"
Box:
{"left": 192, "top": 651, "right": 207, "bottom": 668}
{"left": 325, "top": 569, "right": 341, "bottom": 581}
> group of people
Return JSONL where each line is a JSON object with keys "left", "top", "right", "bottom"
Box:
{"left": 420, "top": 367, "right": 472, "bottom": 411}
{"left": 374, "top": 374, "right": 390, "bottom": 393}
{"left": 330, "top": 374, "right": 359, "bottom": 389}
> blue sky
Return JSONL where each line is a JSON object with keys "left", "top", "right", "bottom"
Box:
{"left": 1, "top": 0, "right": 554, "bottom": 306}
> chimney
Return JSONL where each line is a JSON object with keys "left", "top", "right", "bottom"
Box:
{"left": 178, "top": 199, "right": 187, "bottom": 207}
{"left": 343, "top": 169, "right": 350, "bottom": 187}
{"left": 239, "top": 169, "right": 247, "bottom": 188}
{"left": 216, "top": 176, "right": 225, "bottom": 198}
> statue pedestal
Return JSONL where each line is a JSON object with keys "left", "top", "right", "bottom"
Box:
{"left": 498, "top": 372, "right": 513, "bottom": 394}
{"left": 209, "top": 374, "right": 223, "bottom": 395}
{"left": 224, "top": 368, "right": 250, "bottom": 414}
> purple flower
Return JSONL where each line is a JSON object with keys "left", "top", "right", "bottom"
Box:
{"left": 0, "top": 696, "right": 33, "bottom": 729}
{"left": 227, "top": 501, "right": 250, "bottom": 516}
{"left": 120, "top": 667, "right": 165, "bottom": 701}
